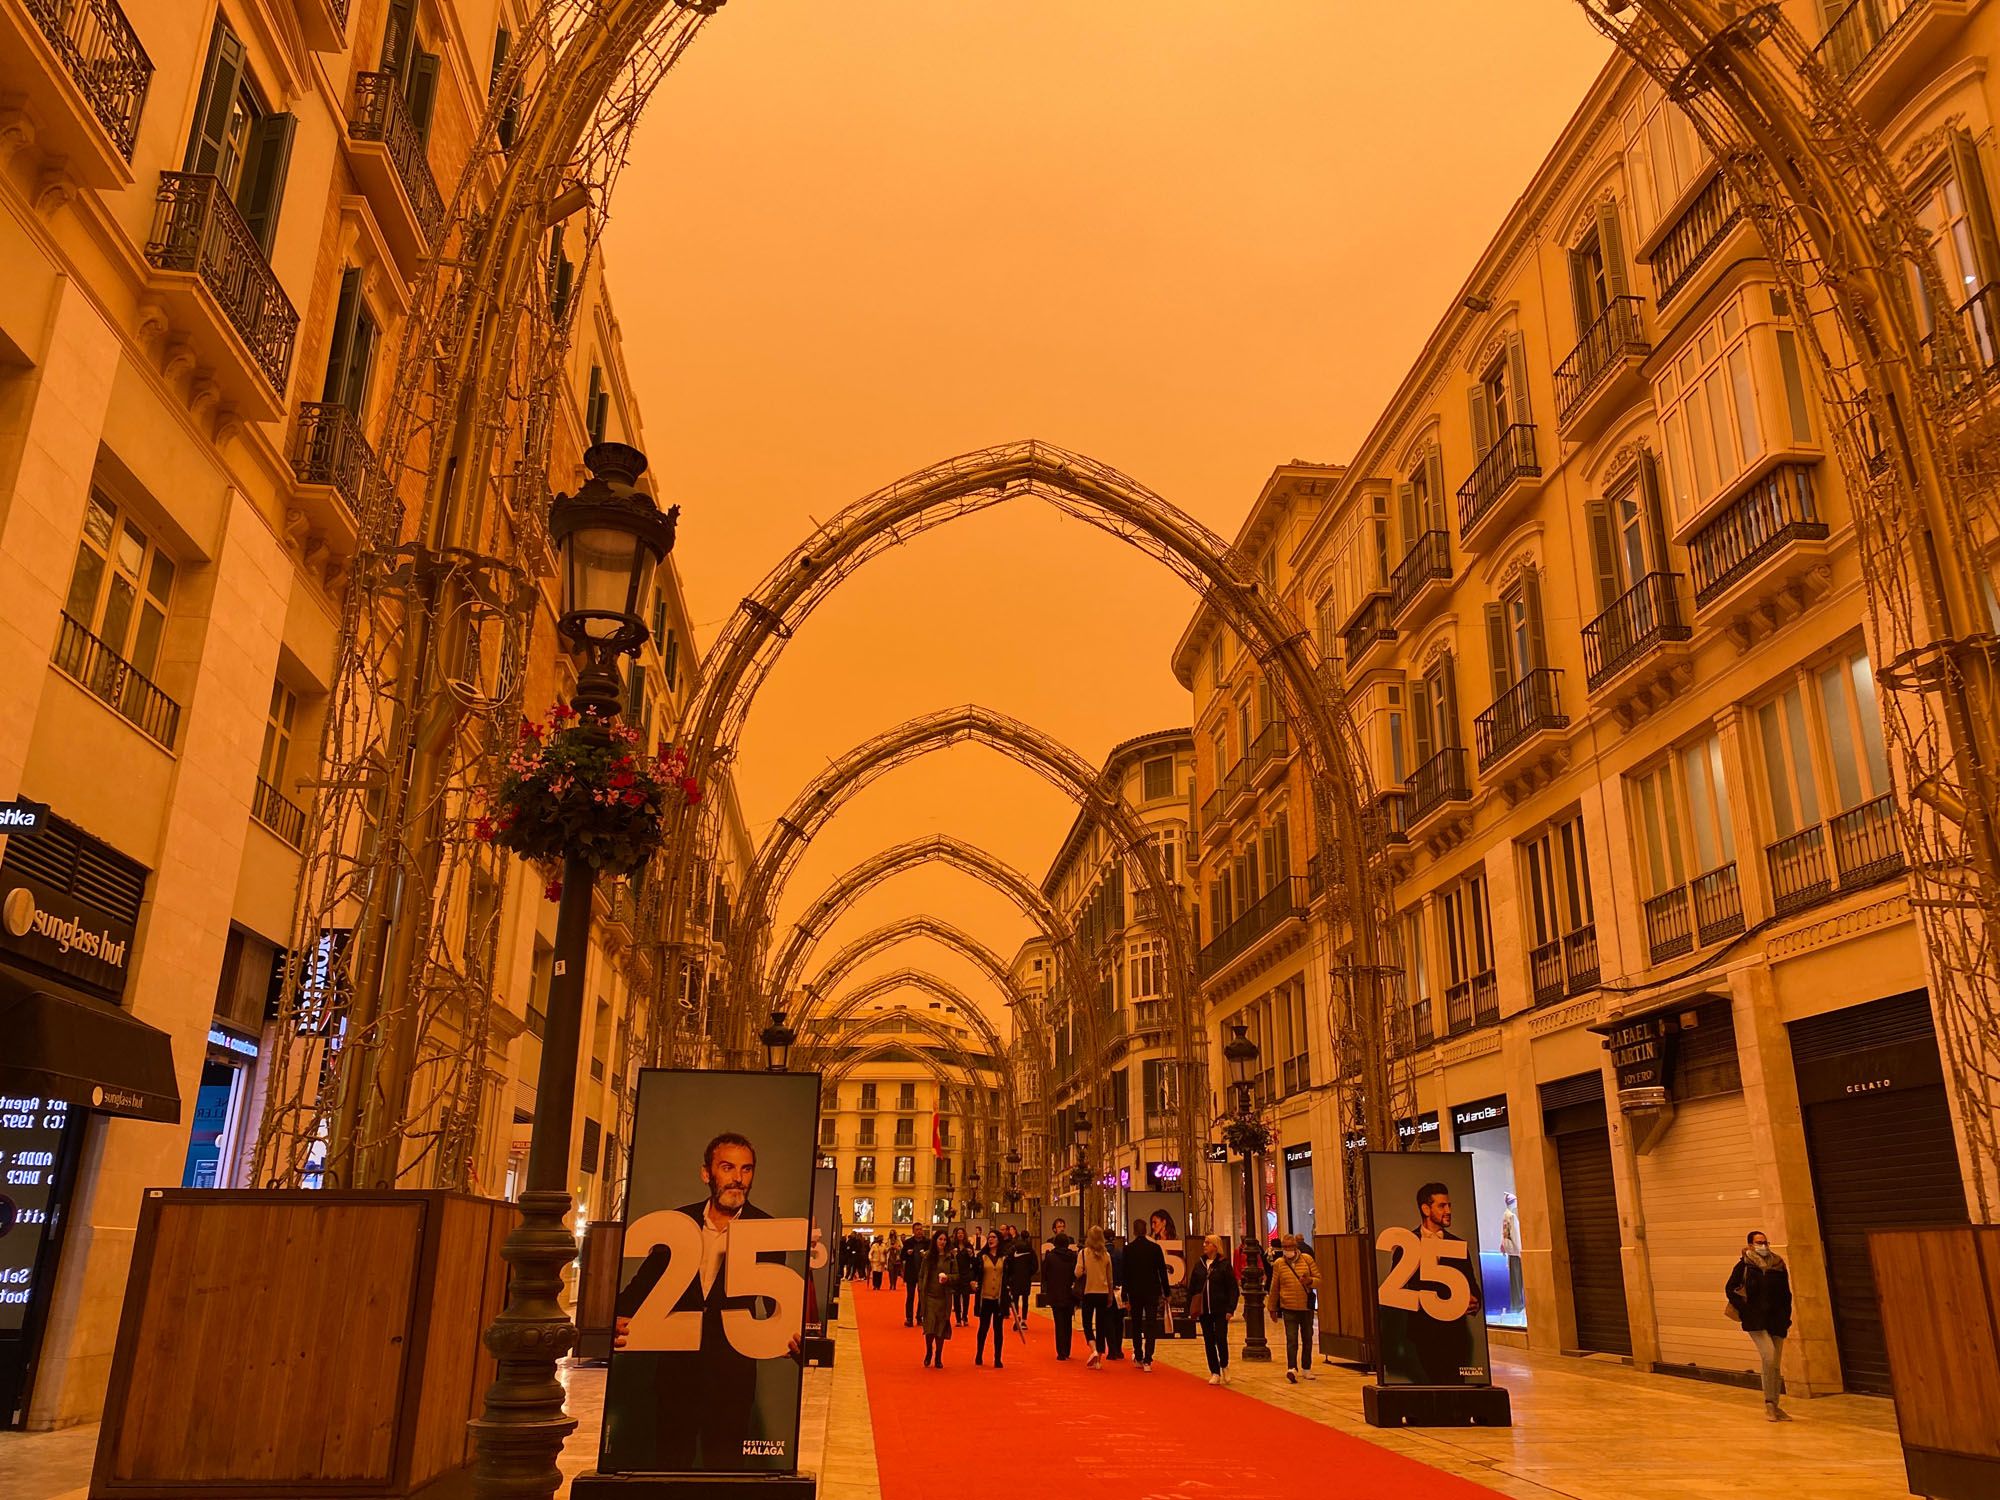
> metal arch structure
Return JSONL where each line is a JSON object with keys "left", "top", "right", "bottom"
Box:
{"left": 1578, "top": 2, "right": 2000, "bottom": 1216}
{"left": 795, "top": 918, "right": 1021, "bottom": 1029}
{"left": 711, "top": 704, "right": 1213, "bottom": 1222}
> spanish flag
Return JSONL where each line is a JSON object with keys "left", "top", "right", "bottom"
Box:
{"left": 931, "top": 1111, "right": 944, "bottom": 1158}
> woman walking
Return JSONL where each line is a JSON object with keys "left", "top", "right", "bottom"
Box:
{"left": 1188, "top": 1235, "right": 1240, "bottom": 1386}
{"left": 868, "top": 1235, "right": 887, "bottom": 1289}
{"left": 1077, "top": 1224, "right": 1116, "bottom": 1369}
{"left": 1726, "top": 1230, "right": 1795, "bottom": 1420}
{"left": 886, "top": 1230, "right": 902, "bottom": 1290}
{"left": 974, "top": 1230, "right": 1008, "bottom": 1367}
{"left": 951, "top": 1227, "right": 976, "bottom": 1326}
{"left": 1266, "top": 1233, "right": 1320, "bottom": 1383}
{"left": 919, "top": 1231, "right": 957, "bottom": 1368}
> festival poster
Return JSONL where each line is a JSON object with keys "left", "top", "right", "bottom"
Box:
{"left": 599, "top": 1069, "right": 819, "bottom": 1475}
{"left": 1125, "top": 1190, "right": 1189, "bottom": 1329}
{"left": 1366, "top": 1150, "right": 1492, "bottom": 1388}
{"left": 810, "top": 1161, "right": 839, "bottom": 1329}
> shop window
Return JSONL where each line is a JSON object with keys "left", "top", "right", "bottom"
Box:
{"left": 185, "top": 18, "right": 294, "bottom": 255}
{"left": 852, "top": 1197, "right": 875, "bottom": 1225}
{"left": 929, "top": 1199, "right": 949, "bottom": 1224}
{"left": 892, "top": 1197, "right": 915, "bottom": 1224}
{"left": 62, "top": 489, "right": 177, "bottom": 687}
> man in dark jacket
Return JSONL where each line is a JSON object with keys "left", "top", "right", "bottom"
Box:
{"left": 901, "top": 1227, "right": 929, "bottom": 1325}
{"left": 1104, "top": 1233, "right": 1127, "bottom": 1358}
{"left": 1040, "top": 1235, "right": 1080, "bottom": 1359}
{"left": 1003, "top": 1231, "right": 1038, "bottom": 1332}
{"left": 1121, "top": 1221, "right": 1169, "bottom": 1370}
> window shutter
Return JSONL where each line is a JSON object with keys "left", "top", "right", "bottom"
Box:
{"left": 238, "top": 112, "right": 296, "bottom": 257}
{"left": 1523, "top": 567, "right": 1548, "bottom": 672}
{"left": 383, "top": 0, "right": 417, "bottom": 73}
{"left": 1597, "top": 199, "right": 1629, "bottom": 300}
{"left": 1949, "top": 129, "right": 2000, "bottom": 287}
{"left": 1567, "top": 248, "right": 1598, "bottom": 333}
{"left": 1585, "top": 500, "right": 1622, "bottom": 611}
{"left": 1637, "top": 449, "right": 1673, "bottom": 574}
{"left": 323, "top": 267, "right": 361, "bottom": 404}
{"left": 489, "top": 26, "right": 512, "bottom": 93}
{"left": 1396, "top": 481, "right": 1418, "bottom": 550}
{"left": 1423, "top": 446, "right": 1447, "bottom": 532}
{"left": 1505, "top": 330, "right": 1534, "bottom": 426}
{"left": 1409, "top": 680, "right": 1434, "bottom": 767}
{"left": 405, "top": 52, "right": 441, "bottom": 143}
{"left": 1485, "top": 601, "right": 1512, "bottom": 699}
{"left": 1438, "top": 656, "right": 1460, "bottom": 749}
{"left": 186, "top": 22, "right": 248, "bottom": 175}
{"left": 1467, "top": 384, "right": 1494, "bottom": 457}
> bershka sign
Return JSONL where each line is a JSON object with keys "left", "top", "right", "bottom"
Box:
{"left": 0, "top": 798, "right": 47, "bottom": 832}
{"left": 0, "top": 877, "right": 135, "bottom": 999}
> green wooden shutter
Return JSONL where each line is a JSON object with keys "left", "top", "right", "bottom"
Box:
{"left": 186, "top": 21, "right": 247, "bottom": 175}
{"left": 237, "top": 112, "right": 296, "bottom": 256}
{"left": 1438, "top": 656, "right": 1460, "bottom": 749}
{"left": 405, "top": 52, "right": 440, "bottom": 143}
{"left": 1467, "top": 384, "right": 1494, "bottom": 457}
{"left": 1505, "top": 330, "right": 1534, "bottom": 426}
{"left": 1585, "top": 500, "right": 1622, "bottom": 611}
{"left": 491, "top": 26, "right": 518, "bottom": 148}
{"left": 1597, "top": 199, "right": 1629, "bottom": 300}
{"left": 1484, "top": 601, "right": 1512, "bottom": 698}
{"left": 1423, "top": 446, "right": 1447, "bottom": 532}
{"left": 1396, "top": 481, "right": 1418, "bottom": 552}
{"left": 1637, "top": 449, "right": 1673, "bottom": 575}
{"left": 382, "top": 0, "right": 417, "bottom": 73}
{"left": 323, "top": 267, "right": 361, "bottom": 404}
{"left": 1523, "top": 568, "right": 1548, "bottom": 672}
{"left": 1950, "top": 130, "right": 2000, "bottom": 288}
{"left": 1409, "top": 680, "right": 1434, "bottom": 768}
{"left": 1568, "top": 248, "right": 1598, "bottom": 334}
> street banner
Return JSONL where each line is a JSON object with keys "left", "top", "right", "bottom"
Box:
{"left": 1126, "top": 1190, "right": 1189, "bottom": 1328}
{"left": 1366, "top": 1150, "right": 1492, "bottom": 1387}
{"left": 599, "top": 1068, "right": 819, "bottom": 1475}
{"left": 809, "top": 1162, "right": 839, "bottom": 1328}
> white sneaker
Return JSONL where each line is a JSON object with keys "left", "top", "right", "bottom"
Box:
{"left": 1207, "top": 1374, "right": 1222, "bottom": 1386}
{"left": 1302, "top": 1368, "right": 1318, "bottom": 1379}
{"left": 1221, "top": 1369, "right": 1232, "bottom": 1385}
{"left": 1088, "top": 1352, "right": 1102, "bottom": 1368}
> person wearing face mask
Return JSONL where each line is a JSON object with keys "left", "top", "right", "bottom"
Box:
{"left": 1265, "top": 1232, "right": 1321, "bottom": 1382}
{"left": 1726, "top": 1230, "right": 1795, "bottom": 1420}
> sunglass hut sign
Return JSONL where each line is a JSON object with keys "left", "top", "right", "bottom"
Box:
{"left": 1, "top": 881, "right": 134, "bottom": 996}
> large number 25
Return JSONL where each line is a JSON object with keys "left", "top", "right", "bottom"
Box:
{"left": 1162, "top": 1246, "right": 1187, "bottom": 1288}
{"left": 1375, "top": 1226, "right": 1474, "bottom": 1320}
{"left": 622, "top": 1211, "right": 809, "bottom": 1359}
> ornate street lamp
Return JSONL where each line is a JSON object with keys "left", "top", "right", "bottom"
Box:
{"left": 761, "top": 1007, "right": 796, "bottom": 1072}
{"left": 1224, "top": 1022, "right": 1272, "bottom": 1362}
{"left": 470, "top": 444, "right": 676, "bottom": 1498}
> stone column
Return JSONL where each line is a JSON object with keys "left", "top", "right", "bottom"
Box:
{"left": 1603, "top": 1052, "right": 1663, "bottom": 1370}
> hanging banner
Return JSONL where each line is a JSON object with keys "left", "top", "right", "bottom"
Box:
{"left": 599, "top": 1068, "right": 819, "bottom": 1476}
{"left": 809, "top": 1162, "right": 839, "bottom": 1329}
{"left": 1366, "top": 1150, "right": 1491, "bottom": 1388}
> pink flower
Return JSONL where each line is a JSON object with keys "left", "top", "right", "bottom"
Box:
{"left": 623, "top": 789, "right": 645, "bottom": 807}
{"left": 680, "top": 776, "right": 702, "bottom": 806}
{"left": 544, "top": 878, "right": 563, "bottom": 902}
{"left": 550, "top": 702, "right": 575, "bottom": 723}
{"left": 473, "top": 815, "right": 495, "bottom": 841}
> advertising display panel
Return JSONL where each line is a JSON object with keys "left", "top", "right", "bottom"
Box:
{"left": 1126, "top": 1189, "right": 1189, "bottom": 1327}
{"left": 599, "top": 1069, "right": 818, "bottom": 1476}
{"left": 809, "top": 1161, "right": 839, "bottom": 1329}
{"left": 1366, "top": 1150, "right": 1492, "bottom": 1388}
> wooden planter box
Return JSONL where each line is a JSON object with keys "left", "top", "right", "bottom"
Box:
{"left": 573, "top": 1220, "right": 624, "bottom": 1362}
{"left": 1314, "top": 1232, "right": 1376, "bottom": 1366}
{"left": 1870, "top": 1226, "right": 2000, "bottom": 1500}
{"left": 93, "top": 1190, "right": 514, "bottom": 1499}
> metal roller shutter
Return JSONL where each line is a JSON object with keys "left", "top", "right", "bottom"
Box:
{"left": 1555, "top": 1125, "right": 1632, "bottom": 1356}
{"left": 1636, "top": 1091, "right": 1762, "bottom": 1374}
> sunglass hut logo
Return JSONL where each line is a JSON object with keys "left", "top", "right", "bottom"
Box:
{"left": 2, "top": 888, "right": 128, "bottom": 967}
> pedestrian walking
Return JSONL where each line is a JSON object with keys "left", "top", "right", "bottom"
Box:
{"left": 869, "top": 1235, "right": 887, "bottom": 1289}
{"left": 1726, "top": 1230, "right": 1795, "bottom": 1421}
{"left": 951, "top": 1227, "right": 976, "bottom": 1326}
{"left": 974, "top": 1231, "right": 1008, "bottom": 1368}
{"left": 1078, "top": 1224, "right": 1116, "bottom": 1368}
{"left": 1103, "top": 1231, "right": 1127, "bottom": 1359}
{"left": 1188, "top": 1235, "right": 1240, "bottom": 1385}
{"left": 1267, "top": 1232, "right": 1320, "bottom": 1383}
{"left": 1121, "top": 1218, "right": 1168, "bottom": 1371}
{"left": 901, "top": 1227, "right": 928, "bottom": 1325}
{"left": 1004, "top": 1225, "right": 1037, "bottom": 1332}
{"left": 919, "top": 1232, "right": 956, "bottom": 1368}
{"left": 886, "top": 1230, "right": 902, "bottom": 1289}
{"left": 1041, "top": 1230, "right": 1079, "bottom": 1360}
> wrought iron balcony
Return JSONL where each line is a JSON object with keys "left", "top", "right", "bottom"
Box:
{"left": 1472, "top": 969, "right": 1499, "bottom": 1025}
{"left": 291, "top": 401, "right": 374, "bottom": 520}
{"left": 1583, "top": 572, "right": 1691, "bottom": 691}
{"left": 1197, "top": 875, "right": 1307, "bottom": 981}
{"left": 1404, "top": 746, "right": 1471, "bottom": 827}
{"left": 1388, "top": 530, "right": 1452, "bottom": 621}
{"left": 20, "top": 0, "right": 151, "bottom": 160}
{"left": 1829, "top": 793, "right": 1906, "bottom": 890}
{"left": 51, "top": 611, "right": 181, "bottom": 749}
{"left": 1371, "top": 787, "right": 1410, "bottom": 847}
{"left": 1410, "top": 997, "right": 1434, "bottom": 1051}
{"left": 1650, "top": 170, "right": 1741, "bottom": 308}
{"left": 1250, "top": 718, "right": 1290, "bottom": 785}
{"left": 1530, "top": 939, "right": 1564, "bottom": 1005}
{"left": 350, "top": 71, "right": 446, "bottom": 251}
{"left": 1766, "top": 825, "right": 1833, "bottom": 917}
{"left": 1644, "top": 886, "right": 1694, "bottom": 963}
{"left": 1445, "top": 978, "right": 1474, "bottom": 1035}
{"left": 1341, "top": 592, "right": 1396, "bottom": 669}
{"left": 1814, "top": 0, "right": 1927, "bottom": 84}
{"left": 144, "top": 172, "right": 299, "bottom": 395}
{"left": 1693, "top": 863, "right": 1746, "bottom": 944}
{"left": 1475, "top": 667, "right": 1568, "bottom": 770}
{"left": 1456, "top": 423, "right": 1541, "bottom": 543}
{"left": 1564, "top": 923, "right": 1600, "bottom": 994}
{"left": 252, "top": 775, "right": 307, "bottom": 847}
{"left": 1689, "top": 463, "right": 1827, "bottom": 608}
{"left": 1555, "top": 295, "right": 1649, "bottom": 425}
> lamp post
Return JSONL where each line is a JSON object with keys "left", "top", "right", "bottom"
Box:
{"left": 1073, "top": 1115, "right": 1092, "bottom": 1217}
{"left": 761, "top": 1007, "right": 796, "bottom": 1072}
{"left": 1224, "top": 1022, "right": 1271, "bottom": 1362}
{"left": 469, "top": 444, "right": 676, "bottom": 1499}
{"left": 966, "top": 1165, "right": 982, "bottom": 1223}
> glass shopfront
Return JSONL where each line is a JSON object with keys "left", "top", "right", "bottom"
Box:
{"left": 1282, "top": 1142, "right": 1315, "bottom": 1247}
{"left": 1452, "top": 1094, "right": 1525, "bottom": 1330}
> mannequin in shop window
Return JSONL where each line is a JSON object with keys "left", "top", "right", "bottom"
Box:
{"left": 1499, "top": 1193, "right": 1522, "bottom": 1314}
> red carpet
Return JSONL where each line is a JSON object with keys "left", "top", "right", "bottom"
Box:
{"left": 848, "top": 1283, "right": 1506, "bottom": 1498}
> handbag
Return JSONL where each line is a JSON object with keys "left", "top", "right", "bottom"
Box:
{"left": 1187, "top": 1290, "right": 1206, "bottom": 1320}
{"left": 1724, "top": 1300, "right": 1743, "bottom": 1323}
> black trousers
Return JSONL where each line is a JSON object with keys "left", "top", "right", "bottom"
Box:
{"left": 952, "top": 1285, "right": 971, "bottom": 1322}
{"left": 1200, "top": 1313, "right": 1230, "bottom": 1373}
{"left": 1128, "top": 1299, "right": 1160, "bottom": 1363}
{"left": 1103, "top": 1298, "right": 1125, "bottom": 1356}
{"left": 1052, "top": 1305, "right": 1075, "bottom": 1359}
{"left": 904, "top": 1275, "right": 920, "bottom": 1323}
{"left": 976, "top": 1297, "right": 1006, "bottom": 1362}
{"left": 1081, "top": 1293, "right": 1112, "bottom": 1353}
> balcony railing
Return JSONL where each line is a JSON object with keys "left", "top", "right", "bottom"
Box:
{"left": 1405, "top": 746, "right": 1471, "bottom": 826}
{"left": 1445, "top": 979, "right": 1474, "bottom": 1035}
{"left": 1372, "top": 788, "right": 1411, "bottom": 846}
{"left": 1564, "top": 924, "right": 1600, "bottom": 994}
{"left": 1472, "top": 969, "right": 1499, "bottom": 1025}
{"left": 252, "top": 775, "right": 307, "bottom": 847}
{"left": 291, "top": 401, "right": 375, "bottom": 519}
{"left": 1306, "top": 850, "right": 1327, "bottom": 898}
{"left": 1766, "top": 825, "right": 1833, "bottom": 917}
{"left": 350, "top": 72, "right": 446, "bottom": 247}
{"left": 145, "top": 172, "right": 299, "bottom": 393}
{"left": 1814, "top": 0, "right": 1925, "bottom": 84}
{"left": 1475, "top": 667, "right": 1568, "bottom": 769}
{"left": 1530, "top": 939, "right": 1564, "bottom": 1005}
{"left": 1689, "top": 463, "right": 1827, "bottom": 607}
{"left": 1456, "top": 423, "right": 1541, "bottom": 540}
{"left": 1693, "top": 862, "right": 1746, "bottom": 944}
{"left": 1555, "top": 295, "right": 1649, "bottom": 421}
{"left": 1250, "top": 718, "right": 1289, "bottom": 774}
{"left": 1643, "top": 887, "right": 1694, "bottom": 963}
{"left": 24, "top": 0, "right": 152, "bottom": 159}
{"left": 1198, "top": 875, "right": 1307, "bottom": 979}
{"left": 1829, "top": 793, "right": 1906, "bottom": 889}
{"left": 1411, "top": 997, "right": 1434, "bottom": 1051}
{"left": 1651, "top": 170, "right": 1741, "bottom": 307}
{"left": 1583, "top": 572, "right": 1691, "bottom": 690}
{"left": 1388, "top": 530, "right": 1452, "bottom": 619}
{"left": 1341, "top": 593, "right": 1396, "bottom": 665}
{"left": 51, "top": 611, "right": 181, "bottom": 748}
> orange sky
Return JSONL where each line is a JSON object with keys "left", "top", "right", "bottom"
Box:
{"left": 603, "top": 2, "right": 1613, "bottom": 1029}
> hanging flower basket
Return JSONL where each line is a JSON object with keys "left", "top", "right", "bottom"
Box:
{"left": 1221, "top": 1112, "right": 1274, "bottom": 1158}
{"left": 1067, "top": 1163, "right": 1094, "bottom": 1189}
{"left": 476, "top": 702, "right": 700, "bottom": 896}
